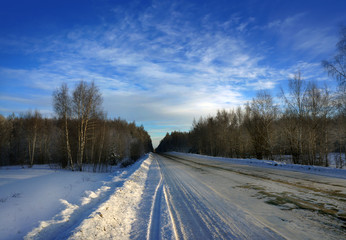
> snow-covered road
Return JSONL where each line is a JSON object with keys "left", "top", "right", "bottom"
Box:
{"left": 2, "top": 153, "right": 345, "bottom": 239}
{"left": 153, "top": 153, "right": 346, "bottom": 240}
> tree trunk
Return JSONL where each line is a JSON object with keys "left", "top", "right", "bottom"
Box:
{"left": 30, "top": 130, "right": 37, "bottom": 167}
{"left": 64, "top": 114, "right": 73, "bottom": 170}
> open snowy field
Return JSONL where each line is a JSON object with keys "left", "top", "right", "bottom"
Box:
{"left": 0, "top": 155, "right": 151, "bottom": 240}
{"left": 1, "top": 152, "right": 345, "bottom": 239}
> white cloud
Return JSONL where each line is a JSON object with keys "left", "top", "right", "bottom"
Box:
{"left": 0, "top": 95, "right": 35, "bottom": 103}
{"left": 265, "top": 13, "right": 337, "bottom": 57}
{"left": 1, "top": 3, "right": 335, "bottom": 145}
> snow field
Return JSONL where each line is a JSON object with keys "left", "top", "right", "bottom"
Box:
{"left": 0, "top": 155, "right": 151, "bottom": 240}
{"left": 0, "top": 165, "right": 114, "bottom": 240}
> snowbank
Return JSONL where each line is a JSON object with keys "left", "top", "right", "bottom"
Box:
{"left": 0, "top": 165, "right": 109, "bottom": 240}
{"left": 68, "top": 154, "right": 152, "bottom": 240}
{"left": 0, "top": 155, "right": 150, "bottom": 240}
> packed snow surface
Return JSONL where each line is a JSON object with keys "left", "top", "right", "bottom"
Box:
{"left": 160, "top": 152, "right": 346, "bottom": 239}
{"left": 1, "top": 152, "right": 345, "bottom": 239}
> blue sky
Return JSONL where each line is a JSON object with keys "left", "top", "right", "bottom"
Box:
{"left": 0, "top": 0, "right": 345, "bottom": 147}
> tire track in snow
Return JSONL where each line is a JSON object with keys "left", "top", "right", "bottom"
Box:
{"left": 163, "top": 186, "right": 180, "bottom": 240}
{"left": 157, "top": 155, "right": 238, "bottom": 239}
{"left": 163, "top": 153, "right": 346, "bottom": 230}
{"left": 157, "top": 153, "right": 289, "bottom": 240}
{"left": 130, "top": 155, "right": 175, "bottom": 240}
{"left": 159, "top": 153, "right": 346, "bottom": 239}
{"left": 146, "top": 156, "right": 179, "bottom": 240}
{"left": 146, "top": 172, "right": 163, "bottom": 240}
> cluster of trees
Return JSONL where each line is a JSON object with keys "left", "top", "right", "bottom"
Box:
{"left": 157, "top": 74, "right": 345, "bottom": 167}
{"left": 157, "top": 27, "right": 346, "bottom": 168}
{"left": 0, "top": 81, "right": 153, "bottom": 171}
{"left": 156, "top": 131, "right": 190, "bottom": 153}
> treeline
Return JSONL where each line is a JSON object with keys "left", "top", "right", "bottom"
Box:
{"left": 156, "top": 74, "right": 345, "bottom": 168}
{"left": 0, "top": 81, "right": 153, "bottom": 171}
{"left": 157, "top": 27, "right": 346, "bottom": 168}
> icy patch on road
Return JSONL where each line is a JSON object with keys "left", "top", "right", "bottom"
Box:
{"left": 68, "top": 155, "right": 153, "bottom": 240}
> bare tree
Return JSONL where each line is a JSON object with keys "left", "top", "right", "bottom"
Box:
{"left": 72, "top": 81, "right": 102, "bottom": 171}
{"left": 322, "top": 26, "right": 346, "bottom": 86}
{"left": 280, "top": 72, "right": 308, "bottom": 164}
{"left": 215, "top": 110, "right": 230, "bottom": 156}
{"left": 304, "top": 82, "right": 333, "bottom": 166}
{"left": 2, "top": 82, "right": 152, "bottom": 169}
{"left": 0, "top": 115, "right": 12, "bottom": 166}
{"left": 53, "top": 84, "right": 74, "bottom": 169}
{"left": 244, "top": 91, "right": 277, "bottom": 159}
{"left": 323, "top": 26, "right": 346, "bottom": 168}
{"left": 332, "top": 83, "right": 346, "bottom": 168}
{"left": 24, "top": 110, "right": 42, "bottom": 167}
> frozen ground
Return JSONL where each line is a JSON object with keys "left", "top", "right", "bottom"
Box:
{"left": 0, "top": 155, "right": 150, "bottom": 240}
{"left": 0, "top": 152, "right": 345, "bottom": 239}
{"left": 0, "top": 165, "right": 114, "bottom": 240}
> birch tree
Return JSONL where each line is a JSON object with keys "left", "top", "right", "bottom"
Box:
{"left": 244, "top": 91, "right": 277, "bottom": 159}
{"left": 72, "top": 81, "right": 102, "bottom": 171}
{"left": 53, "top": 84, "right": 74, "bottom": 169}
{"left": 281, "top": 72, "right": 307, "bottom": 164}
{"left": 24, "top": 110, "right": 42, "bottom": 167}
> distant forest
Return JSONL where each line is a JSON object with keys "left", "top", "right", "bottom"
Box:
{"left": 157, "top": 27, "right": 346, "bottom": 168}
{"left": 157, "top": 73, "right": 345, "bottom": 167}
{"left": 0, "top": 81, "right": 153, "bottom": 171}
